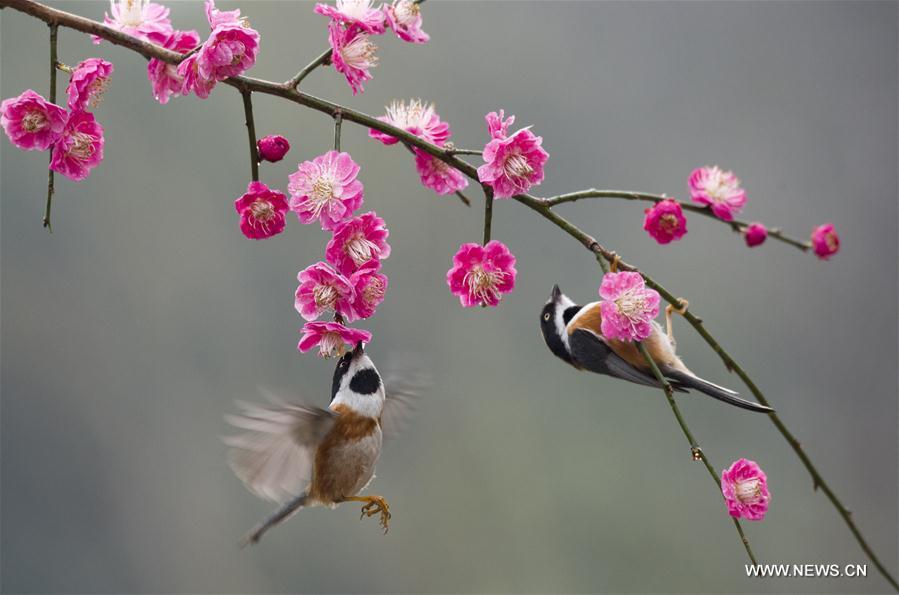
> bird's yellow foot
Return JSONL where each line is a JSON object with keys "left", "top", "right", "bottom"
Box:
{"left": 346, "top": 495, "right": 391, "bottom": 533}
{"left": 665, "top": 298, "right": 689, "bottom": 347}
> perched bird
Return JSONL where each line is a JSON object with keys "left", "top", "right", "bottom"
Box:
{"left": 225, "top": 342, "right": 416, "bottom": 545}
{"left": 539, "top": 284, "right": 772, "bottom": 413}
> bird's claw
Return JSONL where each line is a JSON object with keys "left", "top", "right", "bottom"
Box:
{"left": 358, "top": 496, "right": 391, "bottom": 533}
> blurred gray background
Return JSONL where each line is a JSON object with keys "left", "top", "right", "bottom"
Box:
{"left": 2, "top": 1, "right": 897, "bottom": 593}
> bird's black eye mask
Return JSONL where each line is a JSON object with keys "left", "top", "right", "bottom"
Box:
{"left": 331, "top": 353, "right": 353, "bottom": 401}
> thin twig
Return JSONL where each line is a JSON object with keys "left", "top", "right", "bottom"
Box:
{"left": 286, "top": 48, "right": 331, "bottom": 89}
{"left": 240, "top": 87, "right": 259, "bottom": 182}
{"left": 482, "top": 186, "right": 493, "bottom": 244}
{"left": 447, "top": 148, "right": 483, "bottom": 156}
{"left": 543, "top": 189, "right": 811, "bottom": 252}
{"left": 333, "top": 108, "right": 342, "bottom": 152}
{"left": 43, "top": 22, "right": 58, "bottom": 232}
{"left": 4, "top": 1, "right": 895, "bottom": 587}
{"left": 454, "top": 191, "right": 472, "bottom": 207}
{"left": 635, "top": 341, "right": 758, "bottom": 565}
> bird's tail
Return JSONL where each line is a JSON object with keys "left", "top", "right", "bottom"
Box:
{"left": 240, "top": 492, "right": 308, "bottom": 547}
{"left": 664, "top": 369, "right": 773, "bottom": 413}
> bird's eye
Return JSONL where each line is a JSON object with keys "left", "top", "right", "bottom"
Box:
{"left": 543, "top": 313, "right": 551, "bottom": 321}
{"left": 339, "top": 361, "right": 348, "bottom": 368}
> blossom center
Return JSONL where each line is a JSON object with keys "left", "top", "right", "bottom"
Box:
{"left": 67, "top": 132, "right": 95, "bottom": 161}
{"left": 340, "top": 35, "right": 378, "bottom": 70}
{"left": 824, "top": 231, "right": 838, "bottom": 251}
{"left": 503, "top": 153, "right": 533, "bottom": 179}
{"left": 22, "top": 110, "right": 48, "bottom": 133}
{"left": 463, "top": 264, "right": 505, "bottom": 303}
{"left": 318, "top": 331, "right": 344, "bottom": 357}
{"left": 313, "top": 284, "right": 339, "bottom": 309}
{"left": 87, "top": 77, "right": 110, "bottom": 108}
{"left": 703, "top": 170, "right": 736, "bottom": 203}
{"left": 344, "top": 233, "right": 380, "bottom": 265}
{"left": 362, "top": 277, "right": 385, "bottom": 303}
{"left": 394, "top": 0, "right": 420, "bottom": 25}
{"left": 614, "top": 289, "right": 650, "bottom": 327}
{"left": 339, "top": 0, "right": 375, "bottom": 20}
{"left": 659, "top": 213, "right": 679, "bottom": 233}
{"left": 734, "top": 478, "right": 762, "bottom": 504}
{"left": 250, "top": 199, "right": 275, "bottom": 223}
{"left": 119, "top": 0, "right": 146, "bottom": 27}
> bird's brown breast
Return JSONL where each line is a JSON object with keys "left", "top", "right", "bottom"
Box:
{"left": 309, "top": 405, "right": 382, "bottom": 503}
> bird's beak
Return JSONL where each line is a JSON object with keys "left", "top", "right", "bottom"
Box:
{"left": 352, "top": 341, "right": 365, "bottom": 359}
{"left": 551, "top": 284, "right": 562, "bottom": 301}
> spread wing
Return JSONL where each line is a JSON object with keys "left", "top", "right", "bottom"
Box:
{"left": 224, "top": 390, "right": 335, "bottom": 504}
{"left": 380, "top": 372, "right": 428, "bottom": 439}
{"left": 568, "top": 328, "right": 665, "bottom": 388}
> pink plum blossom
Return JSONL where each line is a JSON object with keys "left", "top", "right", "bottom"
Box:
{"left": 348, "top": 260, "right": 388, "bottom": 320}
{"left": 66, "top": 58, "right": 114, "bottom": 111}
{"left": 288, "top": 150, "right": 364, "bottom": 230}
{"left": 205, "top": 0, "right": 244, "bottom": 29}
{"left": 295, "top": 262, "right": 356, "bottom": 321}
{"left": 49, "top": 111, "right": 104, "bottom": 182}
{"left": 598, "top": 271, "right": 660, "bottom": 342}
{"left": 477, "top": 110, "right": 549, "bottom": 199}
{"left": 414, "top": 148, "right": 468, "bottom": 196}
{"left": 234, "top": 181, "right": 289, "bottom": 240}
{"left": 257, "top": 134, "right": 290, "bottom": 162}
{"left": 384, "top": 0, "right": 429, "bottom": 44}
{"left": 688, "top": 165, "right": 747, "bottom": 221}
{"left": 94, "top": 0, "right": 173, "bottom": 44}
{"left": 328, "top": 21, "right": 378, "bottom": 95}
{"left": 197, "top": 24, "right": 260, "bottom": 82}
{"left": 369, "top": 99, "right": 450, "bottom": 146}
{"left": 298, "top": 321, "right": 371, "bottom": 358}
{"left": 643, "top": 199, "right": 687, "bottom": 245}
{"left": 744, "top": 222, "right": 768, "bottom": 248}
{"left": 325, "top": 211, "right": 391, "bottom": 276}
{"left": 721, "top": 458, "right": 771, "bottom": 521}
{"left": 315, "top": 0, "right": 386, "bottom": 35}
{"left": 811, "top": 223, "right": 840, "bottom": 260}
{"left": 446, "top": 241, "right": 517, "bottom": 308}
{"left": 177, "top": 55, "right": 217, "bottom": 99}
{"left": 0, "top": 90, "right": 67, "bottom": 151}
{"left": 485, "top": 109, "right": 514, "bottom": 140}
{"left": 147, "top": 30, "right": 202, "bottom": 104}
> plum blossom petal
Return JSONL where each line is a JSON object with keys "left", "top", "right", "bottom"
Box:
{"left": 315, "top": 0, "right": 386, "bottom": 35}
{"left": 384, "top": 0, "right": 429, "bottom": 44}
{"left": 598, "top": 271, "right": 660, "bottom": 342}
{"left": 205, "top": 0, "right": 244, "bottom": 29}
{"left": 721, "top": 458, "right": 771, "bottom": 521}
{"left": 177, "top": 54, "right": 217, "bottom": 99}
{"left": 369, "top": 99, "right": 450, "bottom": 146}
{"left": 66, "top": 58, "right": 114, "bottom": 111}
{"left": 485, "top": 109, "right": 514, "bottom": 140}
{"left": 94, "top": 0, "right": 173, "bottom": 44}
{"left": 348, "top": 260, "right": 388, "bottom": 320}
{"left": 325, "top": 211, "right": 391, "bottom": 276}
{"left": 298, "top": 321, "right": 371, "bottom": 358}
{"left": 688, "top": 165, "right": 747, "bottom": 221}
{"left": 288, "top": 150, "right": 364, "bottom": 230}
{"left": 744, "top": 222, "right": 767, "bottom": 248}
{"left": 295, "top": 262, "right": 356, "bottom": 321}
{"left": 257, "top": 134, "right": 290, "bottom": 163}
{"left": 328, "top": 21, "right": 378, "bottom": 95}
{"left": 0, "top": 90, "right": 67, "bottom": 151}
{"left": 414, "top": 148, "right": 468, "bottom": 195}
{"left": 446, "top": 240, "right": 517, "bottom": 308}
{"left": 49, "top": 111, "right": 104, "bottom": 182}
{"left": 234, "top": 181, "right": 289, "bottom": 240}
{"left": 811, "top": 223, "right": 839, "bottom": 260}
{"left": 477, "top": 110, "right": 548, "bottom": 199}
{"left": 147, "top": 30, "right": 202, "bottom": 104}
{"left": 643, "top": 199, "right": 687, "bottom": 245}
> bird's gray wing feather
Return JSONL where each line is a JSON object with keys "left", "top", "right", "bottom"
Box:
{"left": 224, "top": 390, "right": 335, "bottom": 504}
{"left": 380, "top": 372, "right": 428, "bottom": 439}
{"left": 569, "top": 328, "right": 664, "bottom": 388}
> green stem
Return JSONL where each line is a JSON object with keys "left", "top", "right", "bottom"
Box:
{"left": 334, "top": 109, "right": 342, "bottom": 152}
{"left": 482, "top": 186, "right": 493, "bottom": 244}
{"left": 286, "top": 48, "right": 331, "bottom": 89}
{"left": 240, "top": 88, "right": 259, "bottom": 182}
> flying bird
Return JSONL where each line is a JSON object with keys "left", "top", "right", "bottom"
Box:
{"left": 225, "top": 342, "right": 417, "bottom": 545}
{"left": 539, "top": 284, "right": 772, "bottom": 413}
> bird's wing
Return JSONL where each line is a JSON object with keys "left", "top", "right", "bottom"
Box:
{"left": 380, "top": 372, "right": 428, "bottom": 439}
{"left": 224, "top": 391, "right": 335, "bottom": 504}
{"left": 568, "top": 328, "right": 664, "bottom": 388}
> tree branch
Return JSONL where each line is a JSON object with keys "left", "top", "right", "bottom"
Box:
{"left": 285, "top": 48, "right": 331, "bottom": 89}
{"left": 3, "top": 0, "right": 895, "bottom": 588}
{"left": 240, "top": 87, "right": 259, "bottom": 182}
{"left": 43, "top": 21, "right": 58, "bottom": 232}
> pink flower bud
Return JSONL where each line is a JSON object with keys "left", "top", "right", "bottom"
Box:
{"left": 811, "top": 223, "right": 839, "bottom": 260}
{"left": 643, "top": 199, "right": 687, "bottom": 244}
{"left": 257, "top": 134, "right": 290, "bottom": 163}
{"left": 744, "top": 222, "right": 767, "bottom": 247}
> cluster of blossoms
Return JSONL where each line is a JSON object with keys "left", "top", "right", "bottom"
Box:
{"left": 286, "top": 150, "right": 391, "bottom": 357}
{"left": 721, "top": 458, "right": 771, "bottom": 521}
{"left": 317, "top": 0, "right": 429, "bottom": 94}
{"left": 1, "top": 57, "right": 112, "bottom": 181}
{"left": 638, "top": 165, "right": 840, "bottom": 259}
{"left": 370, "top": 99, "right": 467, "bottom": 196}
